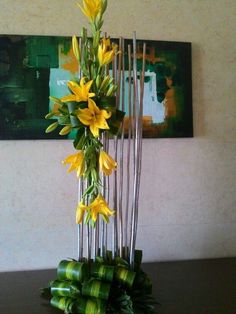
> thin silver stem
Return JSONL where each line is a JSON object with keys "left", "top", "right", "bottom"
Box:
{"left": 93, "top": 220, "right": 99, "bottom": 259}
{"left": 130, "top": 32, "right": 140, "bottom": 267}
{"left": 105, "top": 136, "right": 109, "bottom": 253}
{"left": 117, "top": 38, "right": 124, "bottom": 258}
{"left": 112, "top": 53, "right": 118, "bottom": 258}
{"left": 124, "top": 44, "right": 132, "bottom": 259}
{"left": 132, "top": 43, "right": 146, "bottom": 256}
{"left": 100, "top": 133, "right": 107, "bottom": 257}
{"left": 130, "top": 41, "right": 146, "bottom": 267}
{"left": 87, "top": 224, "right": 91, "bottom": 261}
{"left": 78, "top": 178, "right": 84, "bottom": 261}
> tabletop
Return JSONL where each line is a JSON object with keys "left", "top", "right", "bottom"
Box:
{"left": 0, "top": 258, "right": 235, "bottom": 314}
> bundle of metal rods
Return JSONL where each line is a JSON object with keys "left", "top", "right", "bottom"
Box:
{"left": 77, "top": 33, "right": 146, "bottom": 268}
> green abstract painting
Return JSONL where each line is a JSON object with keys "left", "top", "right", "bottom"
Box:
{"left": 0, "top": 35, "right": 192, "bottom": 139}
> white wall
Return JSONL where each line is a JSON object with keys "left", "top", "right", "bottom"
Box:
{"left": 0, "top": 0, "right": 236, "bottom": 271}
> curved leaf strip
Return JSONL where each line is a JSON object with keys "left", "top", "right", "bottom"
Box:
{"left": 115, "top": 267, "right": 136, "bottom": 288}
{"left": 75, "top": 297, "right": 106, "bottom": 314}
{"left": 50, "top": 280, "right": 81, "bottom": 297}
{"left": 91, "top": 263, "right": 115, "bottom": 282}
{"left": 82, "top": 279, "right": 111, "bottom": 300}
{"left": 50, "top": 296, "right": 74, "bottom": 312}
{"left": 57, "top": 260, "right": 89, "bottom": 282}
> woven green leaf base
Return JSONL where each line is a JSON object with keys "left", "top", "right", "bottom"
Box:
{"left": 42, "top": 251, "right": 158, "bottom": 314}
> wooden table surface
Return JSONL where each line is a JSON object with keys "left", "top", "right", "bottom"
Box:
{"left": 0, "top": 258, "right": 235, "bottom": 314}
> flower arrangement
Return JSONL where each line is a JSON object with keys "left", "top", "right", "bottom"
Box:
{"left": 42, "top": 0, "right": 157, "bottom": 313}
{"left": 45, "top": 0, "right": 124, "bottom": 229}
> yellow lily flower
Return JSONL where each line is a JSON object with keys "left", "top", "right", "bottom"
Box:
{"left": 77, "top": 0, "right": 102, "bottom": 22}
{"left": 62, "top": 151, "right": 85, "bottom": 177}
{"left": 78, "top": 98, "right": 111, "bottom": 137}
{"left": 60, "top": 78, "right": 95, "bottom": 103}
{"left": 99, "top": 150, "right": 117, "bottom": 176}
{"left": 98, "top": 37, "right": 118, "bottom": 67}
{"left": 90, "top": 194, "right": 115, "bottom": 223}
{"left": 76, "top": 201, "right": 88, "bottom": 224}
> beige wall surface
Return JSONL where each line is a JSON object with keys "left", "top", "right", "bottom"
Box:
{"left": 0, "top": 0, "right": 236, "bottom": 271}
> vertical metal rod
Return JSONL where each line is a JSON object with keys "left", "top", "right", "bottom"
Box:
{"left": 93, "top": 220, "right": 99, "bottom": 259}
{"left": 101, "top": 132, "right": 110, "bottom": 256}
{"left": 129, "top": 41, "right": 146, "bottom": 267}
{"left": 133, "top": 43, "right": 146, "bottom": 253}
{"left": 96, "top": 220, "right": 100, "bottom": 258}
{"left": 86, "top": 224, "right": 90, "bottom": 260}
{"left": 112, "top": 53, "right": 118, "bottom": 258}
{"left": 117, "top": 38, "right": 124, "bottom": 257}
{"left": 100, "top": 133, "right": 105, "bottom": 258}
{"left": 83, "top": 129, "right": 91, "bottom": 261}
{"left": 77, "top": 36, "right": 83, "bottom": 261}
{"left": 130, "top": 32, "right": 140, "bottom": 267}
{"left": 78, "top": 178, "right": 84, "bottom": 260}
{"left": 105, "top": 136, "right": 110, "bottom": 252}
{"left": 124, "top": 44, "right": 132, "bottom": 259}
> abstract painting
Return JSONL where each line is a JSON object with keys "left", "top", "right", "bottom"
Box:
{"left": 0, "top": 35, "right": 192, "bottom": 139}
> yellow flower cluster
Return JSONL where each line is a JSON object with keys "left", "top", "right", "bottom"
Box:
{"left": 45, "top": 0, "right": 123, "bottom": 227}
{"left": 78, "top": 99, "right": 111, "bottom": 138}
{"left": 77, "top": 0, "right": 104, "bottom": 22}
{"left": 99, "top": 150, "right": 117, "bottom": 176}
{"left": 62, "top": 151, "right": 85, "bottom": 177}
{"left": 76, "top": 194, "right": 115, "bottom": 224}
{"left": 98, "top": 38, "right": 118, "bottom": 67}
{"left": 62, "top": 150, "right": 116, "bottom": 177}
{"left": 61, "top": 78, "right": 95, "bottom": 103}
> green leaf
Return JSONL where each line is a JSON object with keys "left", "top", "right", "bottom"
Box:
{"left": 83, "top": 184, "right": 95, "bottom": 197}
{"left": 96, "top": 96, "right": 116, "bottom": 109}
{"left": 73, "top": 128, "right": 86, "bottom": 150}
{"left": 58, "top": 115, "right": 71, "bottom": 125}
{"left": 84, "top": 212, "right": 91, "bottom": 224}
{"left": 108, "top": 109, "right": 126, "bottom": 135}
{"left": 49, "top": 96, "right": 63, "bottom": 105}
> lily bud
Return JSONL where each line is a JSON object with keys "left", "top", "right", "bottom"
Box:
{"left": 96, "top": 75, "right": 101, "bottom": 88}
{"left": 45, "top": 121, "right": 59, "bottom": 133}
{"left": 59, "top": 125, "right": 72, "bottom": 136}
{"left": 45, "top": 112, "right": 55, "bottom": 119}
{"left": 72, "top": 35, "right": 80, "bottom": 62}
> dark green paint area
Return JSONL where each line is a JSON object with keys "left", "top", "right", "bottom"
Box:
{"left": 0, "top": 35, "right": 71, "bottom": 139}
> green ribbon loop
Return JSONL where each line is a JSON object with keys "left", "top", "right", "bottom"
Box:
{"left": 75, "top": 297, "right": 106, "bottom": 314}
{"left": 50, "top": 280, "right": 81, "bottom": 297}
{"left": 57, "top": 260, "right": 89, "bottom": 282}
{"left": 50, "top": 296, "right": 74, "bottom": 312}
{"left": 115, "top": 267, "right": 136, "bottom": 288}
{"left": 82, "top": 279, "right": 111, "bottom": 300}
{"left": 91, "top": 263, "right": 114, "bottom": 282}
